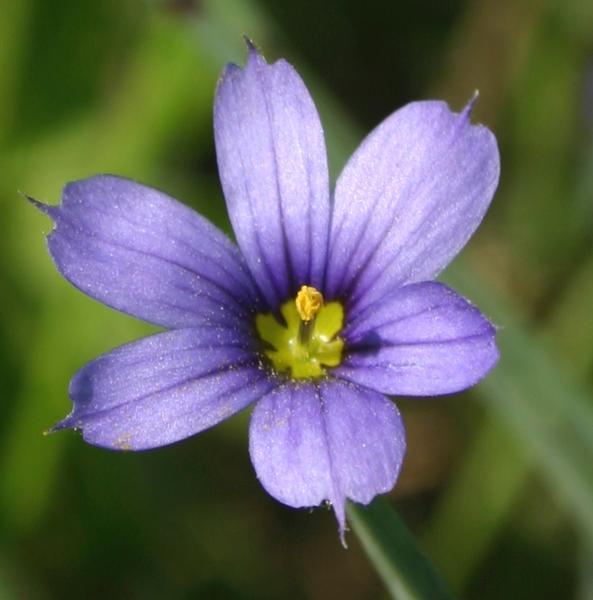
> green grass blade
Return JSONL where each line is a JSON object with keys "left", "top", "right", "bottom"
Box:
{"left": 348, "top": 499, "right": 454, "bottom": 600}
{"left": 447, "top": 264, "right": 593, "bottom": 539}
{"left": 423, "top": 416, "right": 530, "bottom": 589}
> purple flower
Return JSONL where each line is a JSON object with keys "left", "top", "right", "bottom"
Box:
{"left": 32, "top": 47, "right": 499, "bottom": 542}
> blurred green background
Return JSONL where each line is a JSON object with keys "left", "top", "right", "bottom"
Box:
{"left": 2, "top": 0, "right": 593, "bottom": 597}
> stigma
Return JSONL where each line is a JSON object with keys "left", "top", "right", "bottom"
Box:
{"left": 295, "top": 285, "right": 324, "bottom": 323}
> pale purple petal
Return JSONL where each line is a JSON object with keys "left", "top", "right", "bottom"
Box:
{"left": 32, "top": 175, "right": 261, "bottom": 329}
{"left": 326, "top": 99, "right": 499, "bottom": 318}
{"left": 335, "top": 282, "right": 498, "bottom": 396}
{"left": 54, "top": 327, "right": 276, "bottom": 450}
{"left": 249, "top": 380, "right": 406, "bottom": 542}
{"left": 214, "top": 48, "right": 330, "bottom": 308}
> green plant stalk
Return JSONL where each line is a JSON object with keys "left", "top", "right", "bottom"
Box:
{"left": 348, "top": 499, "right": 454, "bottom": 600}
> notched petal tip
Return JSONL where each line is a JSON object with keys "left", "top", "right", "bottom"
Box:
{"left": 47, "top": 413, "right": 79, "bottom": 435}
{"left": 217, "top": 38, "right": 265, "bottom": 87}
{"left": 331, "top": 500, "right": 349, "bottom": 548}
{"left": 242, "top": 34, "right": 258, "bottom": 53}
{"left": 47, "top": 411, "right": 138, "bottom": 452}
{"left": 24, "top": 193, "right": 58, "bottom": 220}
{"left": 245, "top": 41, "right": 267, "bottom": 69}
{"left": 462, "top": 89, "right": 480, "bottom": 118}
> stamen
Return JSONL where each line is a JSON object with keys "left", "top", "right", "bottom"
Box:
{"left": 295, "top": 286, "right": 323, "bottom": 323}
{"left": 295, "top": 286, "right": 323, "bottom": 346}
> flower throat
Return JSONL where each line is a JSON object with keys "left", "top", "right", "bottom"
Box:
{"left": 255, "top": 285, "right": 344, "bottom": 379}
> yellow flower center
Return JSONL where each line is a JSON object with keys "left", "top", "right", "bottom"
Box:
{"left": 255, "top": 286, "right": 344, "bottom": 379}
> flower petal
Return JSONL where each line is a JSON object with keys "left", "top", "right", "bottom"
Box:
{"left": 249, "top": 380, "right": 405, "bottom": 542}
{"left": 54, "top": 327, "right": 276, "bottom": 450}
{"left": 214, "top": 48, "right": 330, "bottom": 309}
{"left": 32, "top": 175, "right": 261, "bottom": 329}
{"left": 326, "top": 99, "right": 499, "bottom": 318}
{"left": 336, "top": 282, "right": 498, "bottom": 396}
